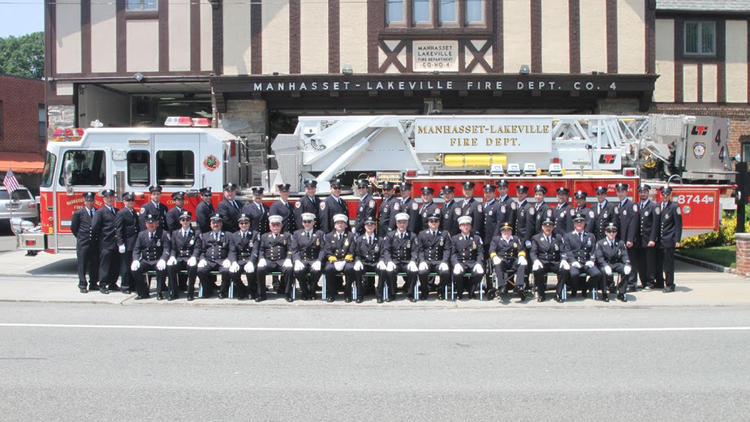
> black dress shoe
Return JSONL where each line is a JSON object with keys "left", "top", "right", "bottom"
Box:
{"left": 617, "top": 293, "right": 627, "bottom": 302}
{"left": 99, "top": 287, "right": 109, "bottom": 295}
{"left": 187, "top": 293, "right": 194, "bottom": 301}
{"left": 516, "top": 288, "right": 527, "bottom": 302}
{"left": 385, "top": 297, "right": 392, "bottom": 302}
{"left": 121, "top": 289, "right": 131, "bottom": 294}
{"left": 255, "top": 296, "right": 266, "bottom": 302}
{"left": 437, "top": 293, "right": 445, "bottom": 300}
{"left": 327, "top": 297, "right": 335, "bottom": 303}
{"left": 157, "top": 293, "right": 164, "bottom": 300}
{"left": 570, "top": 291, "right": 577, "bottom": 297}
{"left": 218, "top": 292, "right": 226, "bottom": 299}
{"left": 377, "top": 298, "right": 384, "bottom": 303}
{"left": 344, "top": 297, "right": 352, "bottom": 303}
{"left": 601, "top": 293, "right": 609, "bottom": 302}
{"left": 486, "top": 289, "right": 496, "bottom": 300}
{"left": 663, "top": 285, "right": 675, "bottom": 293}
{"left": 555, "top": 295, "right": 564, "bottom": 303}
{"left": 134, "top": 295, "right": 148, "bottom": 300}
{"left": 356, "top": 297, "right": 363, "bottom": 303}
{"left": 408, "top": 297, "right": 416, "bottom": 303}
{"left": 537, "top": 295, "right": 545, "bottom": 303}
{"left": 285, "top": 297, "right": 293, "bottom": 302}
{"left": 168, "top": 295, "right": 176, "bottom": 301}
{"left": 627, "top": 286, "right": 637, "bottom": 292}
{"left": 79, "top": 287, "right": 88, "bottom": 294}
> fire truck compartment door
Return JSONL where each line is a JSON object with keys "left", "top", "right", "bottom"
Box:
{"left": 153, "top": 133, "right": 202, "bottom": 189}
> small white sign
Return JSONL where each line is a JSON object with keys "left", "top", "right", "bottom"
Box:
{"left": 413, "top": 41, "right": 458, "bottom": 72}
{"left": 414, "top": 117, "right": 553, "bottom": 153}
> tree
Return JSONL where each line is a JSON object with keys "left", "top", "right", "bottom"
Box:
{"left": 0, "top": 32, "right": 44, "bottom": 79}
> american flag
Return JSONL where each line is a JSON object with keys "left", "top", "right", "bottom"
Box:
{"left": 2, "top": 168, "right": 20, "bottom": 193}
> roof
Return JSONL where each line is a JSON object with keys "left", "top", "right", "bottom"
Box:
{"left": 0, "top": 152, "right": 45, "bottom": 174}
{"left": 657, "top": 0, "right": 750, "bottom": 12}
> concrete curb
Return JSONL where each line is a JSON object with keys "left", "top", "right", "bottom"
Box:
{"left": 675, "top": 253, "right": 736, "bottom": 274}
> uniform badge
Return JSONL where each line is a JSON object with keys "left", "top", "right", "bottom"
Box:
{"left": 283, "top": 239, "right": 287, "bottom": 245}
{"left": 344, "top": 239, "right": 349, "bottom": 247}
{"left": 655, "top": 207, "right": 661, "bottom": 215}
{"left": 472, "top": 241, "right": 476, "bottom": 249}
{"left": 374, "top": 245, "right": 379, "bottom": 252}
{"left": 394, "top": 203, "right": 400, "bottom": 211}
{"left": 189, "top": 239, "right": 194, "bottom": 246}
{"left": 547, "top": 210, "right": 553, "bottom": 217}
{"left": 676, "top": 207, "right": 681, "bottom": 215}
{"left": 561, "top": 210, "right": 566, "bottom": 217}
{"left": 140, "top": 208, "right": 146, "bottom": 214}
{"left": 554, "top": 244, "right": 559, "bottom": 251}
{"left": 369, "top": 200, "right": 375, "bottom": 208}
{"left": 406, "top": 243, "right": 411, "bottom": 248}
{"left": 478, "top": 204, "right": 483, "bottom": 212}
{"left": 603, "top": 212, "right": 608, "bottom": 218}
{"left": 412, "top": 202, "right": 419, "bottom": 211}
{"left": 320, "top": 203, "right": 326, "bottom": 210}
{"left": 665, "top": 214, "right": 670, "bottom": 220}
{"left": 454, "top": 208, "right": 462, "bottom": 216}
{"left": 511, "top": 202, "right": 517, "bottom": 210}
{"left": 440, "top": 237, "right": 444, "bottom": 246}
{"left": 156, "top": 240, "right": 161, "bottom": 247}
{"left": 623, "top": 210, "right": 627, "bottom": 216}
{"left": 316, "top": 239, "right": 320, "bottom": 246}
{"left": 513, "top": 242, "right": 517, "bottom": 248}
{"left": 589, "top": 211, "right": 594, "bottom": 218}
{"left": 644, "top": 211, "right": 649, "bottom": 217}
{"left": 633, "top": 204, "right": 638, "bottom": 212}
{"left": 359, "top": 207, "right": 363, "bottom": 212}
{"left": 295, "top": 202, "right": 301, "bottom": 208}
{"left": 488, "top": 210, "right": 493, "bottom": 216}
{"left": 529, "top": 208, "right": 535, "bottom": 216}
{"left": 501, "top": 205, "right": 506, "bottom": 213}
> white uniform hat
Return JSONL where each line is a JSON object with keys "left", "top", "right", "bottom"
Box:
{"left": 333, "top": 214, "right": 348, "bottom": 223}
{"left": 301, "top": 212, "right": 316, "bottom": 221}
{"left": 269, "top": 215, "right": 283, "bottom": 224}
{"left": 395, "top": 213, "right": 410, "bottom": 222}
{"left": 457, "top": 215, "right": 473, "bottom": 225}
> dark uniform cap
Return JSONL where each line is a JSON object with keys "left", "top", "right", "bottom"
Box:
{"left": 144, "top": 214, "right": 158, "bottom": 223}
{"left": 250, "top": 186, "right": 264, "bottom": 195}
{"left": 516, "top": 185, "right": 529, "bottom": 194}
{"left": 330, "top": 178, "right": 342, "bottom": 189}
{"left": 615, "top": 183, "right": 629, "bottom": 192}
{"left": 440, "top": 185, "right": 455, "bottom": 194}
{"left": 356, "top": 179, "right": 370, "bottom": 189}
{"left": 534, "top": 185, "right": 547, "bottom": 194}
{"left": 399, "top": 182, "right": 412, "bottom": 191}
{"left": 210, "top": 213, "right": 223, "bottom": 222}
{"left": 462, "top": 181, "right": 475, "bottom": 189}
{"left": 303, "top": 179, "right": 318, "bottom": 187}
{"left": 237, "top": 213, "right": 250, "bottom": 222}
{"left": 557, "top": 187, "right": 570, "bottom": 195}
{"left": 83, "top": 192, "right": 96, "bottom": 201}
{"left": 595, "top": 186, "right": 608, "bottom": 195}
{"left": 499, "top": 222, "right": 512, "bottom": 231}
{"left": 542, "top": 218, "right": 555, "bottom": 226}
{"left": 661, "top": 186, "right": 673, "bottom": 195}
{"left": 421, "top": 186, "right": 434, "bottom": 195}
{"left": 483, "top": 184, "right": 496, "bottom": 193}
{"left": 382, "top": 181, "right": 395, "bottom": 191}
{"left": 178, "top": 210, "right": 192, "bottom": 220}
{"left": 572, "top": 213, "right": 586, "bottom": 222}
{"left": 496, "top": 179, "right": 509, "bottom": 188}
{"left": 426, "top": 215, "right": 440, "bottom": 222}
{"left": 171, "top": 191, "right": 185, "bottom": 200}
{"left": 200, "top": 187, "right": 212, "bottom": 196}
{"left": 101, "top": 189, "right": 115, "bottom": 197}
{"left": 638, "top": 184, "right": 651, "bottom": 192}
{"left": 223, "top": 183, "right": 238, "bottom": 191}
{"left": 364, "top": 217, "right": 376, "bottom": 225}
{"left": 122, "top": 192, "right": 135, "bottom": 201}
{"left": 277, "top": 183, "right": 291, "bottom": 192}
{"left": 574, "top": 190, "right": 587, "bottom": 199}
{"left": 605, "top": 222, "right": 618, "bottom": 232}
{"left": 148, "top": 185, "right": 163, "bottom": 193}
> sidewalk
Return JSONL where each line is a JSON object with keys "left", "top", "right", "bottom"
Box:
{"left": 0, "top": 250, "right": 748, "bottom": 308}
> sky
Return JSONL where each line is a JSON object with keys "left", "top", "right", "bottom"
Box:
{"left": 0, "top": 0, "right": 44, "bottom": 38}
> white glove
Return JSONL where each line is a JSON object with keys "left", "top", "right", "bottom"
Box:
{"left": 624, "top": 265, "right": 632, "bottom": 275}
{"left": 604, "top": 265, "right": 612, "bottom": 276}
{"left": 258, "top": 258, "right": 267, "bottom": 269}
{"left": 438, "top": 262, "right": 449, "bottom": 272}
{"left": 532, "top": 259, "right": 543, "bottom": 271}
{"left": 130, "top": 260, "right": 140, "bottom": 271}
{"left": 572, "top": 261, "right": 582, "bottom": 269}
{"left": 222, "top": 259, "right": 231, "bottom": 269}
{"left": 376, "top": 261, "right": 386, "bottom": 271}
{"left": 354, "top": 260, "right": 363, "bottom": 271}
{"left": 418, "top": 262, "right": 428, "bottom": 272}
{"left": 334, "top": 261, "right": 345, "bottom": 272}
{"left": 118, "top": 244, "right": 126, "bottom": 254}
{"left": 453, "top": 264, "right": 464, "bottom": 275}
{"left": 244, "top": 262, "right": 255, "bottom": 273}
{"left": 230, "top": 261, "right": 240, "bottom": 273}
{"left": 294, "top": 260, "right": 305, "bottom": 272}
{"left": 167, "top": 256, "right": 177, "bottom": 266}
{"left": 283, "top": 258, "right": 292, "bottom": 269}
{"left": 187, "top": 256, "right": 197, "bottom": 267}
{"left": 473, "top": 263, "right": 484, "bottom": 274}
{"left": 197, "top": 259, "right": 207, "bottom": 268}
{"left": 518, "top": 256, "right": 527, "bottom": 267}
{"left": 585, "top": 260, "right": 595, "bottom": 268}
{"left": 560, "top": 260, "right": 571, "bottom": 270}
{"left": 156, "top": 259, "right": 166, "bottom": 271}
{"left": 386, "top": 261, "right": 396, "bottom": 272}
{"left": 407, "top": 261, "right": 418, "bottom": 272}
{"left": 311, "top": 261, "right": 321, "bottom": 272}
{"left": 492, "top": 256, "right": 501, "bottom": 266}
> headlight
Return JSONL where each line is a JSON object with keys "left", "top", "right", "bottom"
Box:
{"left": 10, "top": 217, "right": 24, "bottom": 234}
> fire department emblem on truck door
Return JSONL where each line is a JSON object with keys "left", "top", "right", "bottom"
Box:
{"left": 693, "top": 142, "right": 706, "bottom": 159}
{"left": 203, "top": 155, "right": 220, "bottom": 171}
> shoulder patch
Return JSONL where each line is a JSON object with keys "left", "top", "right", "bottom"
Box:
{"left": 529, "top": 207, "right": 535, "bottom": 215}
{"left": 478, "top": 204, "right": 483, "bottom": 212}
{"left": 676, "top": 207, "right": 681, "bottom": 215}
{"left": 589, "top": 210, "right": 594, "bottom": 218}
{"left": 139, "top": 208, "right": 145, "bottom": 214}
{"left": 412, "top": 202, "right": 418, "bottom": 211}
{"left": 295, "top": 202, "right": 301, "bottom": 208}
{"left": 655, "top": 207, "right": 661, "bottom": 215}
{"left": 511, "top": 202, "right": 517, "bottom": 210}
{"left": 633, "top": 204, "right": 638, "bottom": 212}
{"left": 394, "top": 203, "right": 400, "bottom": 211}
{"left": 501, "top": 205, "right": 506, "bottom": 213}
{"left": 614, "top": 207, "right": 619, "bottom": 215}
{"left": 454, "top": 208, "right": 462, "bottom": 216}
{"left": 369, "top": 200, "right": 375, "bottom": 208}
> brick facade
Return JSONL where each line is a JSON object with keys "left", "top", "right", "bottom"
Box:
{"left": 0, "top": 74, "right": 45, "bottom": 155}
{"left": 735, "top": 233, "right": 750, "bottom": 277}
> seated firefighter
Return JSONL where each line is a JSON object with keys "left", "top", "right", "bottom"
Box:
{"left": 381, "top": 213, "right": 418, "bottom": 302}
{"left": 322, "top": 214, "right": 355, "bottom": 303}
{"left": 130, "top": 214, "right": 170, "bottom": 300}
{"left": 415, "top": 215, "right": 451, "bottom": 301}
{"left": 488, "top": 222, "right": 528, "bottom": 302}
{"left": 228, "top": 213, "right": 260, "bottom": 300}
{"left": 450, "top": 216, "right": 484, "bottom": 300}
{"left": 196, "top": 213, "right": 232, "bottom": 299}
{"left": 594, "top": 222, "right": 632, "bottom": 302}
{"left": 351, "top": 217, "right": 384, "bottom": 303}
{"left": 291, "top": 212, "right": 325, "bottom": 301}
{"left": 255, "top": 215, "right": 294, "bottom": 302}
{"left": 529, "top": 218, "right": 565, "bottom": 302}
{"left": 166, "top": 210, "right": 199, "bottom": 301}
{"left": 560, "top": 214, "right": 602, "bottom": 301}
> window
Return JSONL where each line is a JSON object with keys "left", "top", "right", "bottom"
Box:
{"left": 126, "top": 0, "right": 157, "bottom": 11}
{"left": 0, "top": 100, "right": 3, "bottom": 137}
{"left": 413, "top": 0, "right": 430, "bottom": 24}
{"left": 741, "top": 137, "right": 750, "bottom": 162}
{"left": 465, "top": 0, "right": 483, "bottom": 24}
{"left": 439, "top": 0, "right": 456, "bottom": 25}
{"left": 156, "top": 150, "right": 194, "bottom": 186}
{"left": 685, "top": 21, "right": 715, "bottom": 56}
{"left": 38, "top": 104, "right": 46, "bottom": 140}
{"left": 127, "top": 150, "right": 150, "bottom": 187}
{"left": 386, "top": 0, "right": 485, "bottom": 28}
{"left": 40, "top": 152, "right": 56, "bottom": 188}
{"left": 386, "top": 0, "right": 405, "bottom": 25}
{"left": 59, "top": 150, "right": 106, "bottom": 186}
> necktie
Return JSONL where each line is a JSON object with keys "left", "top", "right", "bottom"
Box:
{"left": 610, "top": 241, "right": 614, "bottom": 248}
{"left": 369, "top": 235, "right": 373, "bottom": 245}
{"left": 579, "top": 233, "right": 584, "bottom": 243}
{"left": 307, "top": 231, "right": 312, "bottom": 239}
{"left": 182, "top": 230, "right": 187, "bottom": 238}
{"left": 88, "top": 208, "right": 93, "bottom": 218}
{"left": 662, "top": 203, "right": 665, "bottom": 211}
{"left": 150, "top": 233, "right": 154, "bottom": 241}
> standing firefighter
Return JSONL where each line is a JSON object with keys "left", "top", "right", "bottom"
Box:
{"left": 294, "top": 179, "right": 321, "bottom": 230}
{"left": 269, "top": 183, "right": 296, "bottom": 233}
{"left": 71, "top": 192, "right": 99, "bottom": 293}
{"left": 115, "top": 192, "right": 140, "bottom": 294}
{"left": 353, "top": 179, "right": 377, "bottom": 235}
{"left": 92, "top": 189, "right": 119, "bottom": 294}
{"left": 657, "top": 187, "right": 681, "bottom": 293}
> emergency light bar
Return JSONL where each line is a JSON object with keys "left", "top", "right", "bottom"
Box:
{"left": 51, "top": 127, "right": 85, "bottom": 142}
{"left": 164, "top": 116, "right": 211, "bottom": 127}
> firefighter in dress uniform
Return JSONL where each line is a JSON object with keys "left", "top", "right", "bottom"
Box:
{"left": 377, "top": 182, "right": 397, "bottom": 235}
{"left": 166, "top": 210, "right": 199, "bottom": 301}
{"left": 242, "top": 187, "right": 270, "bottom": 235}
{"left": 481, "top": 184, "right": 500, "bottom": 292}
{"left": 322, "top": 214, "right": 355, "bottom": 302}
{"left": 488, "top": 222, "right": 528, "bottom": 302}
{"left": 131, "top": 214, "right": 171, "bottom": 300}
{"left": 592, "top": 186, "right": 616, "bottom": 241}
{"left": 416, "top": 186, "right": 441, "bottom": 234}
{"left": 530, "top": 185, "right": 553, "bottom": 239}
{"left": 320, "top": 178, "right": 350, "bottom": 233}
{"left": 494, "top": 179, "right": 515, "bottom": 232}
{"left": 455, "top": 181, "right": 484, "bottom": 238}
{"left": 217, "top": 183, "right": 242, "bottom": 234}
{"left": 560, "top": 214, "right": 603, "bottom": 300}
{"left": 195, "top": 214, "right": 232, "bottom": 299}
{"left": 440, "top": 185, "right": 459, "bottom": 235}
{"left": 594, "top": 222, "right": 633, "bottom": 302}
{"left": 92, "top": 189, "right": 119, "bottom": 294}
{"left": 574, "top": 190, "right": 595, "bottom": 233}
{"left": 514, "top": 185, "right": 533, "bottom": 249}
{"left": 165, "top": 191, "right": 187, "bottom": 233}
{"left": 115, "top": 192, "right": 140, "bottom": 294}
{"left": 529, "top": 218, "right": 565, "bottom": 302}
{"left": 294, "top": 179, "right": 321, "bottom": 230}
{"left": 291, "top": 212, "right": 325, "bottom": 301}
{"left": 614, "top": 183, "right": 639, "bottom": 291}
{"left": 139, "top": 185, "right": 168, "bottom": 230}
{"left": 381, "top": 212, "right": 418, "bottom": 302}
{"left": 415, "top": 215, "right": 451, "bottom": 300}
{"left": 353, "top": 179, "right": 377, "bottom": 235}
{"left": 71, "top": 191, "right": 99, "bottom": 293}
{"left": 255, "top": 215, "right": 294, "bottom": 301}
{"left": 552, "top": 187, "right": 574, "bottom": 236}
{"left": 269, "top": 183, "right": 296, "bottom": 233}
{"left": 227, "top": 213, "right": 260, "bottom": 300}
{"left": 657, "top": 186, "right": 681, "bottom": 293}
{"left": 635, "top": 184, "right": 659, "bottom": 290}
{"left": 389, "top": 182, "right": 419, "bottom": 233}
{"left": 450, "top": 216, "right": 485, "bottom": 300}
{"left": 195, "top": 187, "right": 215, "bottom": 234}
{"left": 351, "top": 217, "right": 383, "bottom": 303}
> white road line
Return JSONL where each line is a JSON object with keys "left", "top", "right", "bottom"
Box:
{"left": 0, "top": 323, "right": 749, "bottom": 333}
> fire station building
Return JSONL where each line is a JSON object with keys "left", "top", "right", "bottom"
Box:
{"left": 46, "top": 0, "right": 750, "bottom": 184}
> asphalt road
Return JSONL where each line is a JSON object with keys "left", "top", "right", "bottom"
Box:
{"left": 1, "top": 302, "right": 748, "bottom": 421}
